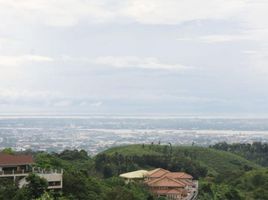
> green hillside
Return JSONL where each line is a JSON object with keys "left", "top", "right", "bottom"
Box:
{"left": 236, "top": 168, "right": 268, "bottom": 199}
{"left": 0, "top": 145, "right": 267, "bottom": 200}
{"left": 99, "top": 144, "right": 266, "bottom": 200}
{"left": 102, "top": 144, "right": 260, "bottom": 177}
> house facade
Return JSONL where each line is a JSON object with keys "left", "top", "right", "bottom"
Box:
{"left": 0, "top": 153, "right": 63, "bottom": 189}
{"left": 145, "top": 168, "right": 197, "bottom": 200}
{"left": 0, "top": 153, "right": 33, "bottom": 174}
{"left": 120, "top": 168, "right": 198, "bottom": 200}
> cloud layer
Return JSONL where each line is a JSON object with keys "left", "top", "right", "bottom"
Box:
{"left": 1, "top": 0, "right": 268, "bottom": 115}
{"left": 0, "top": 0, "right": 265, "bottom": 27}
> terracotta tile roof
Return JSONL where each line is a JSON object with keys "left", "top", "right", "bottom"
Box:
{"left": 146, "top": 176, "right": 186, "bottom": 188}
{"left": 179, "top": 179, "right": 195, "bottom": 187}
{"left": 165, "top": 172, "right": 193, "bottom": 179}
{"left": 147, "top": 168, "right": 169, "bottom": 178}
{"left": 0, "top": 153, "right": 34, "bottom": 166}
{"left": 144, "top": 168, "right": 195, "bottom": 198}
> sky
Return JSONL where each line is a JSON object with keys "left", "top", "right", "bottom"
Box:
{"left": 1, "top": 0, "right": 268, "bottom": 116}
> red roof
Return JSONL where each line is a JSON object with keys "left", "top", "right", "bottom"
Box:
{"left": 145, "top": 168, "right": 194, "bottom": 198}
{"left": 165, "top": 172, "right": 193, "bottom": 180}
{"left": 147, "top": 176, "right": 186, "bottom": 188}
{"left": 179, "top": 179, "right": 195, "bottom": 187}
{"left": 0, "top": 153, "right": 34, "bottom": 166}
{"left": 147, "top": 168, "right": 169, "bottom": 178}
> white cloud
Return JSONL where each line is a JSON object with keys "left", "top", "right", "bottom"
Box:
{"left": 0, "top": 0, "right": 117, "bottom": 27}
{"left": 0, "top": 0, "right": 267, "bottom": 29}
{"left": 62, "top": 56, "right": 190, "bottom": 71}
{"left": 53, "top": 100, "right": 72, "bottom": 107}
{"left": 79, "top": 101, "right": 103, "bottom": 107}
{"left": 122, "top": 0, "right": 245, "bottom": 25}
{"left": 239, "top": 1, "right": 268, "bottom": 29}
{"left": 0, "top": 54, "right": 54, "bottom": 66}
{"left": 0, "top": 88, "right": 58, "bottom": 100}
{"left": 177, "top": 28, "right": 268, "bottom": 43}
{"left": 90, "top": 101, "right": 103, "bottom": 107}
{"left": 0, "top": 0, "right": 248, "bottom": 27}
{"left": 0, "top": 37, "right": 12, "bottom": 44}
{"left": 0, "top": 0, "right": 267, "bottom": 33}
{"left": 244, "top": 48, "right": 268, "bottom": 74}
{"left": 93, "top": 56, "right": 190, "bottom": 71}
{"left": 177, "top": 34, "right": 250, "bottom": 43}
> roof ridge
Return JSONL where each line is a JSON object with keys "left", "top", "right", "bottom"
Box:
{"left": 147, "top": 175, "right": 186, "bottom": 186}
{"left": 165, "top": 176, "right": 187, "bottom": 186}
{"left": 148, "top": 168, "right": 170, "bottom": 176}
{"left": 166, "top": 171, "right": 193, "bottom": 178}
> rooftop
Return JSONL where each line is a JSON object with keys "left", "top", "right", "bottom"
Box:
{"left": 147, "top": 176, "right": 186, "bottom": 188}
{"left": 165, "top": 172, "right": 193, "bottom": 180}
{"left": 0, "top": 153, "right": 34, "bottom": 166}
{"left": 147, "top": 168, "right": 169, "bottom": 178}
{"left": 119, "top": 170, "right": 148, "bottom": 179}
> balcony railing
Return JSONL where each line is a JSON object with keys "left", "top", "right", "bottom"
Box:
{"left": 0, "top": 169, "right": 29, "bottom": 176}
{"left": 0, "top": 168, "right": 63, "bottom": 177}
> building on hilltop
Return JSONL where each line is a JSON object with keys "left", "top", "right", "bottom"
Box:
{"left": 0, "top": 153, "right": 63, "bottom": 189}
{"left": 119, "top": 168, "right": 198, "bottom": 200}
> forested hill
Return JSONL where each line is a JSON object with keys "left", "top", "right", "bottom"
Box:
{"left": 0, "top": 144, "right": 267, "bottom": 200}
{"left": 211, "top": 142, "right": 268, "bottom": 166}
{"left": 97, "top": 144, "right": 267, "bottom": 200}
{"left": 100, "top": 144, "right": 260, "bottom": 177}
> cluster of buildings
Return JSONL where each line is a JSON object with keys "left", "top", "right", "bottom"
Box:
{"left": 120, "top": 168, "right": 198, "bottom": 200}
{"left": 2, "top": 127, "right": 266, "bottom": 155}
{"left": 0, "top": 153, "right": 63, "bottom": 189}
{"left": 0, "top": 152, "right": 198, "bottom": 199}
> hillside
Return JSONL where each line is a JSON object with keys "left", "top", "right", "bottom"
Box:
{"left": 102, "top": 144, "right": 260, "bottom": 177}
{"left": 211, "top": 142, "right": 268, "bottom": 167}
{"left": 0, "top": 145, "right": 267, "bottom": 200}
{"left": 98, "top": 144, "right": 266, "bottom": 200}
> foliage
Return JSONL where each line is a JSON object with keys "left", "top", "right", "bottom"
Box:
{"left": 211, "top": 142, "right": 268, "bottom": 166}
{"left": 1, "top": 147, "right": 14, "bottom": 154}
{"left": 25, "top": 173, "right": 48, "bottom": 199}
{"left": 98, "top": 144, "right": 259, "bottom": 178}
{"left": 0, "top": 178, "right": 17, "bottom": 200}
{"left": 36, "top": 192, "right": 54, "bottom": 200}
{"left": 0, "top": 145, "right": 267, "bottom": 200}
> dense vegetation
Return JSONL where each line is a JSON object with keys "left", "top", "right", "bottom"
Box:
{"left": 0, "top": 143, "right": 267, "bottom": 200}
{"left": 98, "top": 144, "right": 267, "bottom": 199}
{"left": 211, "top": 142, "right": 268, "bottom": 166}
{"left": 0, "top": 149, "right": 152, "bottom": 200}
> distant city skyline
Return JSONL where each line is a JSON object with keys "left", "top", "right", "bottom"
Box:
{"left": 1, "top": 0, "right": 268, "bottom": 115}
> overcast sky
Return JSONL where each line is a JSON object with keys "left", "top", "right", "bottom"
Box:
{"left": 1, "top": 0, "right": 268, "bottom": 116}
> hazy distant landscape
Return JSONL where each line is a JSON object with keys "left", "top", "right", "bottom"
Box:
{"left": 1, "top": 115, "right": 267, "bottom": 154}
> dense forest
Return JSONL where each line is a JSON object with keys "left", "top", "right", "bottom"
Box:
{"left": 211, "top": 142, "right": 268, "bottom": 166}
{"left": 0, "top": 143, "right": 267, "bottom": 200}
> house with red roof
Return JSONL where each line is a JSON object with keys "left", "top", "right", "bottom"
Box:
{"left": 0, "top": 153, "right": 63, "bottom": 189}
{"left": 0, "top": 153, "right": 33, "bottom": 174}
{"left": 120, "top": 168, "right": 198, "bottom": 200}
{"left": 145, "top": 168, "right": 198, "bottom": 200}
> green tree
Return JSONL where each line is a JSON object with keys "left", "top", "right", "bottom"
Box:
{"left": 0, "top": 178, "right": 18, "bottom": 200}
{"left": 25, "top": 173, "right": 48, "bottom": 199}
{"left": 36, "top": 192, "right": 53, "bottom": 200}
{"left": 1, "top": 148, "right": 14, "bottom": 154}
